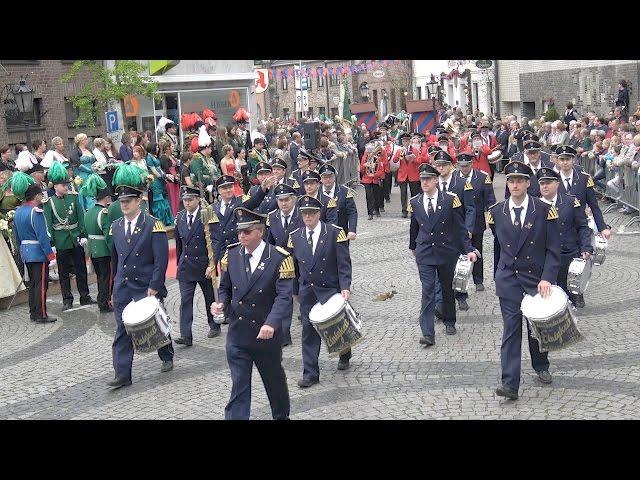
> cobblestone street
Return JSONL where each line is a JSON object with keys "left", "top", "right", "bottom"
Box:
{"left": 1, "top": 174, "right": 639, "bottom": 420}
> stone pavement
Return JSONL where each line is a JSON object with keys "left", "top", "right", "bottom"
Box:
{"left": 1, "top": 173, "right": 639, "bottom": 420}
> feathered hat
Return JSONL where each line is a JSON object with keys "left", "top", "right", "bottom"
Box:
{"left": 202, "top": 108, "right": 217, "bottom": 127}
{"left": 180, "top": 112, "right": 203, "bottom": 131}
{"left": 47, "top": 161, "right": 70, "bottom": 185}
{"left": 10, "top": 171, "right": 36, "bottom": 201}
{"left": 233, "top": 108, "right": 250, "bottom": 124}
{"left": 156, "top": 116, "right": 173, "bottom": 134}
{"left": 198, "top": 124, "right": 212, "bottom": 149}
{"left": 112, "top": 163, "right": 145, "bottom": 198}
{"left": 15, "top": 150, "right": 38, "bottom": 173}
{"left": 79, "top": 173, "right": 110, "bottom": 199}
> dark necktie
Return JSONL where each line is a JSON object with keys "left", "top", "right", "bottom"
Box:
{"left": 441, "top": 181, "right": 447, "bottom": 193}
{"left": 284, "top": 214, "right": 290, "bottom": 230}
{"left": 244, "top": 252, "right": 252, "bottom": 279}
{"left": 126, "top": 221, "right": 132, "bottom": 242}
{"left": 308, "top": 230, "right": 314, "bottom": 251}
{"left": 513, "top": 207, "right": 523, "bottom": 231}
{"left": 224, "top": 202, "right": 230, "bottom": 216}
{"left": 427, "top": 197, "right": 434, "bottom": 216}
{"left": 188, "top": 214, "right": 193, "bottom": 229}
{"left": 565, "top": 179, "right": 571, "bottom": 193}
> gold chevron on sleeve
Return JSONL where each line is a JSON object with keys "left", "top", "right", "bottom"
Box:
{"left": 484, "top": 175, "right": 492, "bottom": 184}
{"left": 464, "top": 182, "right": 473, "bottom": 191}
{"left": 152, "top": 220, "right": 166, "bottom": 233}
{"left": 336, "top": 228, "right": 348, "bottom": 242}
{"left": 327, "top": 197, "right": 337, "bottom": 208}
{"left": 407, "top": 201, "right": 413, "bottom": 213}
{"left": 573, "top": 197, "right": 581, "bottom": 208}
{"left": 452, "top": 195, "right": 462, "bottom": 208}
{"left": 586, "top": 175, "right": 595, "bottom": 188}
{"left": 242, "top": 194, "right": 251, "bottom": 203}
{"left": 287, "top": 234, "right": 294, "bottom": 249}
{"left": 547, "top": 206, "right": 559, "bottom": 220}
{"left": 221, "top": 250, "right": 229, "bottom": 271}
{"left": 346, "top": 188, "right": 354, "bottom": 199}
{"left": 279, "top": 256, "right": 296, "bottom": 279}
{"left": 486, "top": 211, "right": 494, "bottom": 225}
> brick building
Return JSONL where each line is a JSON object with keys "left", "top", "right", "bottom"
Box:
{"left": 0, "top": 60, "right": 106, "bottom": 153}
{"left": 259, "top": 60, "right": 412, "bottom": 122}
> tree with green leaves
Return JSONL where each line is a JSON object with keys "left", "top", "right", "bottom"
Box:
{"left": 60, "top": 60, "right": 159, "bottom": 128}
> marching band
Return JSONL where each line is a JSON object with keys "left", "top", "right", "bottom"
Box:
{"left": 10, "top": 112, "right": 613, "bottom": 419}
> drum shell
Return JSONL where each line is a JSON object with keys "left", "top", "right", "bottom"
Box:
{"left": 488, "top": 150, "right": 502, "bottom": 163}
{"left": 309, "top": 301, "right": 363, "bottom": 356}
{"left": 452, "top": 255, "right": 472, "bottom": 293}
{"left": 567, "top": 258, "right": 592, "bottom": 295}
{"left": 123, "top": 299, "right": 172, "bottom": 354}
{"left": 592, "top": 236, "right": 607, "bottom": 266}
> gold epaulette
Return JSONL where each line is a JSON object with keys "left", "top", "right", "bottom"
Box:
{"left": 221, "top": 250, "right": 229, "bottom": 271}
{"left": 484, "top": 175, "right": 492, "bottom": 185}
{"left": 287, "top": 234, "right": 294, "bottom": 249}
{"left": 585, "top": 175, "right": 595, "bottom": 188}
{"left": 279, "top": 255, "right": 296, "bottom": 279}
{"left": 336, "top": 228, "right": 348, "bottom": 242}
{"left": 451, "top": 195, "right": 462, "bottom": 209}
{"left": 265, "top": 215, "right": 270, "bottom": 227}
{"left": 486, "top": 211, "right": 494, "bottom": 225}
{"left": 327, "top": 197, "right": 337, "bottom": 208}
{"left": 407, "top": 201, "right": 413, "bottom": 214}
{"left": 275, "top": 246, "right": 290, "bottom": 257}
{"left": 152, "top": 220, "right": 166, "bottom": 233}
{"left": 292, "top": 180, "right": 300, "bottom": 189}
{"left": 242, "top": 194, "right": 251, "bottom": 203}
{"left": 207, "top": 212, "right": 220, "bottom": 224}
{"left": 346, "top": 188, "right": 355, "bottom": 199}
{"left": 573, "top": 197, "right": 581, "bottom": 208}
{"left": 547, "top": 206, "right": 559, "bottom": 220}
{"left": 464, "top": 181, "right": 473, "bottom": 191}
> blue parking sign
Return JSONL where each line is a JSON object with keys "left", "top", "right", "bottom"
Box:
{"left": 105, "top": 111, "right": 119, "bottom": 133}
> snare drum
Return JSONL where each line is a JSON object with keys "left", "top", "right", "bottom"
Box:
{"left": 308, "top": 293, "right": 363, "bottom": 356}
{"left": 122, "top": 296, "right": 172, "bottom": 353}
{"left": 452, "top": 255, "right": 472, "bottom": 293}
{"left": 567, "top": 258, "right": 592, "bottom": 295}
{"left": 521, "top": 285, "right": 583, "bottom": 353}
{"left": 488, "top": 149, "right": 502, "bottom": 164}
{"left": 592, "top": 235, "right": 607, "bottom": 266}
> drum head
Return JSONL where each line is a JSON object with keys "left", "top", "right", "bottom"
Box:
{"left": 521, "top": 286, "right": 568, "bottom": 319}
{"left": 122, "top": 296, "right": 159, "bottom": 326}
{"left": 309, "top": 293, "right": 345, "bottom": 324}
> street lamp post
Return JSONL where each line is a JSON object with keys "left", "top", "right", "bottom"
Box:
{"left": 12, "top": 78, "right": 35, "bottom": 151}
{"left": 426, "top": 74, "right": 439, "bottom": 114}
{"left": 359, "top": 82, "right": 369, "bottom": 102}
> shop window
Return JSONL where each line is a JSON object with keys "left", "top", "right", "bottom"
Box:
{"left": 329, "top": 74, "right": 339, "bottom": 87}
{"left": 282, "top": 76, "right": 288, "bottom": 91}
{"left": 64, "top": 97, "right": 101, "bottom": 127}
{"left": 307, "top": 107, "right": 314, "bottom": 119}
{"left": 283, "top": 108, "right": 290, "bottom": 121}
{"left": 179, "top": 89, "right": 249, "bottom": 130}
{"left": 317, "top": 70, "right": 324, "bottom": 88}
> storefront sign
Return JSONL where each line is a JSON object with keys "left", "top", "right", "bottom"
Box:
{"left": 373, "top": 70, "right": 385, "bottom": 78}
{"left": 105, "top": 111, "right": 119, "bottom": 133}
{"left": 475, "top": 60, "right": 493, "bottom": 69}
{"left": 123, "top": 95, "right": 139, "bottom": 117}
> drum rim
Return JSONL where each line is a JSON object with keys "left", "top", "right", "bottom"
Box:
{"left": 521, "top": 285, "right": 568, "bottom": 318}
{"left": 308, "top": 293, "right": 346, "bottom": 324}
{"left": 122, "top": 297, "right": 160, "bottom": 326}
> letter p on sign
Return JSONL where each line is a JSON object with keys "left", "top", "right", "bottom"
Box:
{"left": 106, "top": 111, "right": 119, "bottom": 133}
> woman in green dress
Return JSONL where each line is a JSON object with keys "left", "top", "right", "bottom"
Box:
{"left": 145, "top": 143, "right": 174, "bottom": 226}
{"left": 72, "top": 133, "right": 96, "bottom": 212}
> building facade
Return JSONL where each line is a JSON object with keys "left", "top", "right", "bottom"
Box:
{"left": 0, "top": 60, "right": 106, "bottom": 153}
{"left": 259, "top": 60, "right": 412, "bottom": 123}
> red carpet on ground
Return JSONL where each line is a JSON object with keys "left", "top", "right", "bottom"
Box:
{"left": 166, "top": 245, "right": 177, "bottom": 279}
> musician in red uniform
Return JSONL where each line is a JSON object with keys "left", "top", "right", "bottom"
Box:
{"left": 379, "top": 126, "right": 393, "bottom": 208}
{"left": 394, "top": 133, "right": 427, "bottom": 218}
{"left": 360, "top": 143, "right": 386, "bottom": 220}
{"left": 429, "top": 132, "right": 457, "bottom": 161}
{"left": 460, "top": 130, "right": 492, "bottom": 177}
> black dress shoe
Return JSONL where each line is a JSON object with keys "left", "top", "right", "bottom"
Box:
{"left": 208, "top": 329, "right": 221, "bottom": 338}
{"left": 385, "top": 198, "right": 390, "bottom": 203}
{"left": 297, "top": 378, "right": 319, "bottom": 388}
{"left": 475, "top": 283, "right": 485, "bottom": 292}
{"left": 574, "top": 294, "right": 585, "bottom": 308}
{"left": 419, "top": 336, "right": 435, "bottom": 346}
{"left": 495, "top": 385, "right": 518, "bottom": 400}
{"left": 99, "top": 306, "right": 114, "bottom": 313}
{"left": 368, "top": 215, "right": 373, "bottom": 220}
{"left": 434, "top": 307, "right": 443, "bottom": 320}
{"left": 457, "top": 299, "right": 470, "bottom": 311}
{"left": 379, "top": 207, "right": 385, "bottom": 213}
{"left": 107, "top": 377, "right": 132, "bottom": 389}
{"left": 62, "top": 303, "right": 74, "bottom": 311}
{"left": 445, "top": 325, "right": 457, "bottom": 335}
{"left": 80, "top": 297, "right": 96, "bottom": 306}
{"left": 34, "top": 316, "right": 57, "bottom": 323}
{"left": 337, "top": 359, "right": 350, "bottom": 370}
{"left": 374, "top": 211, "right": 381, "bottom": 217}
{"left": 174, "top": 337, "right": 193, "bottom": 346}
{"left": 402, "top": 212, "right": 408, "bottom": 218}
{"left": 161, "top": 360, "right": 174, "bottom": 373}
{"left": 537, "top": 370, "right": 553, "bottom": 384}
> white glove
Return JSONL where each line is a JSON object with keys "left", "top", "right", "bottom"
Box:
{"left": 206, "top": 185, "right": 214, "bottom": 193}
{"left": 49, "top": 259, "right": 57, "bottom": 268}
{"left": 79, "top": 237, "right": 88, "bottom": 247}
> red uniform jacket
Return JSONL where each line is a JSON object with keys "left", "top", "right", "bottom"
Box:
{"left": 394, "top": 145, "right": 427, "bottom": 182}
{"left": 460, "top": 145, "right": 492, "bottom": 175}
{"left": 360, "top": 151, "right": 386, "bottom": 184}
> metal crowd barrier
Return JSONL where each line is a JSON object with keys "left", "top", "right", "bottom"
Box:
{"left": 334, "top": 150, "right": 360, "bottom": 187}
{"left": 579, "top": 154, "right": 640, "bottom": 228}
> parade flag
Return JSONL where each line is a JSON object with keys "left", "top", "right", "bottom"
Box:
{"left": 341, "top": 79, "right": 350, "bottom": 120}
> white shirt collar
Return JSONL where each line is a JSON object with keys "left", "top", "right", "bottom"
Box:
{"left": 323, "top": 183, "right": 336, "bottom": 198}
{"left": 541, "top": 195, "right": 557, "bottom": 206}
{"left": 560, "top": 170, "right": 573, "bottom": 183}
{"left": 125, "top": 211, "right": 142, "bottom": 232}
{"left": 508, "top": 194, "right": 529, "bottom": 224}
{"left": 245, "top": 240, "right": 266, "bottom": 273}
{"left": 439, "top": 174, "right": 453, "bottom": 188}
{"left": 186, "top": 206, "right": 199, "bottom": 220}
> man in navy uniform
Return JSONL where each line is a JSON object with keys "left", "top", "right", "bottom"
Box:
{"left": 318, "top": 163, "right": 358, "bottom": 241}
{"left": 505, "top": 140, "right": 553, "bottom": 199}
{"left": 250, "top": 158, "right": 299, "bottom": 214}
{"left": 488, "top": 161, "right": 560, "bottom": 400}
{"left": 456, "top": 153, "right": 496, "bottom": 293}
{"left": 211, "top": 207, "right": 293, "bottom": 420}
{"left": 12, "top": 173, "right": 57, "bottom": 323}
{"left": 211, "top": 174, "right": 274, "bottom": 263}
{"left": 174, "top": 185, "right": 221, "bottom": 346}
{"left": 300, "top": 170, "right": 338, "bottom": 225}
{"left": 248, "top": 162, "right": 276, "bottom": 214}
{"left": 288, "top": 196, "right": 352, "bottom": 388}
{"left": 409, "top": 164, "right": 477, "bottom": 345}
{"left": 432, "top": 150, "right": 475, "bottom": 312}
{"left": 290, "top": 150, "right": 318, "bottom": 195}
{"left": 537, "top": 167, "right": 593, "bottom": 307}
{"left": 555, "top": 145, "right": 611, "bottom": 308}
{"left": 510, "top": 133, "right": 552, "bottom": 165}
{"left": 107, "top": 175, "right": 174, "bottom": 389}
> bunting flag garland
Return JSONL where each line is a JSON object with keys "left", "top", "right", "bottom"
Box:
{"left": 263, "top": 60, "right": 414, "bottom": 82}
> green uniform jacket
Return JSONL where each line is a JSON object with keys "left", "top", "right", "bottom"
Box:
{"left": 105, "top": 197, "right": 149, "bottom": 250}
{"left": 84, "top": 204, "right": 111, "bottom": 258}
{"left": 42, "top": 193, "right": 85, "bottom": 251}
{"left": 190, "top": 152, "right": 220, "bottom": 187}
